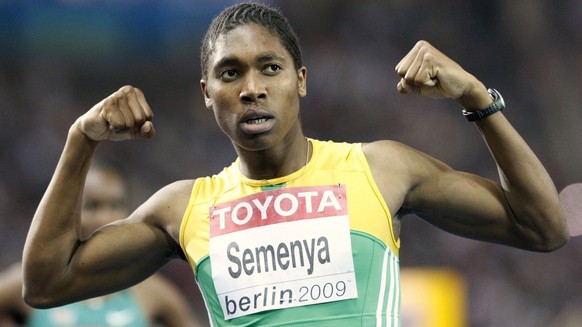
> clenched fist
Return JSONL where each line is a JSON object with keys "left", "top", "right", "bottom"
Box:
{"left": 395, "top": 40, "right": 491, "bottom": 110}
{"left": 75, "top": 85, "right": 156, "bottom": 142}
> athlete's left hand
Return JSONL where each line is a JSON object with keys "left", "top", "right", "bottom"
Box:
{"left": 395, "top": 40, "right": 491, "bottom": 110}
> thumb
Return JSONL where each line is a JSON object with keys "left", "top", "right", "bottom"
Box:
{"left": 139, "top": 121, "right": 156, "bottom": 139}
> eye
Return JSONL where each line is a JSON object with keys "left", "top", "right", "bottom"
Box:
{"left": 219, "top": 69, "right": 239, "bottom": 81}
{"left": 263, "top": 64, "right": 282, "bottom": 75}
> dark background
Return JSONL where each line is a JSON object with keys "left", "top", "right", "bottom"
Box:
{"left": 1, "top": 1, "right": 581, "bottom": 326}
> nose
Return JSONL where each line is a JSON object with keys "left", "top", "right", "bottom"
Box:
{"left": 239, "top": 72, "right": 266, "bottom": 103}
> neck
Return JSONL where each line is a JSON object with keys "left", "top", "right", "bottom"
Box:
{"left": 239, "top": 137, "right": 311, "bottom": 180}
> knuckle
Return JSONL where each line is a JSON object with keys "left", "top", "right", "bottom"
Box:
{"left": 114, "top": 92, "right": 126, "bottom": 102}
{"left": 103, "top": 97, "right": 116, "bottom": 108}
{"left": 115, "top": 85, "right": 134, "bottom": 100}
{"left": 418, "top": 40, "right": 432, "bottom": 47}
{"left": 118, "top": 85, "right": 134, "bottom": 93}
{"left": 134, "top": 112, "right": 147, "bottom": 125}
{"left": 415, "top": 40, "right": 429, "bottom": 49}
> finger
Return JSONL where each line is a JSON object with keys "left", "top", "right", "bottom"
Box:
{"left": 403, "top": 50, "right": 423, "bottom": 85}
{"left": 395, "top": 47, "right": 417, "bottom": 78}
{"left": 102, "top": 97, "right": 126, "bottom": 132}
{"left": 396, "top": 44, "right": 424, "bottom": 94}
{"left": 115, "top": 86, "right": 136, "bottom": 130}
{"left": 139, "top": 121, "right": 156, "bottom": 139}
{"left": 415, "top": 56, "right": 438, "bottom": 87}
{"left": 397, "top": 78, "right": 418, "bottom": 94}
{"left": 133, "top": 87, "right": 154, "bottom": 122}
{"left": 126, "top": 87, "right": 147, "bottom": 126}
{"left": 396, "top": 40, "right": 431, "bottom": 76}
{"left": 405, "top": 43, "right": 439, "bottom": 88}
{"left": 130, "top": 87, "right": 155, "bottom": 139}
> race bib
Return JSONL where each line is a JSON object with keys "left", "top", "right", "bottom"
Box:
{"left": 209, "top": 184, "right": 357, "bottom": 319}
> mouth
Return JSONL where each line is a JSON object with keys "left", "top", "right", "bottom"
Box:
{"left": 245, "top": 116, "right": 269, "bottom": 125}
{"left": 240, "top": 112, "right": 275, "bottom": 135}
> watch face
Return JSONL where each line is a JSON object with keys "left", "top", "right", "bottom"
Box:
{"left": 488, "top": 88, "right": 505, "bottom": 107}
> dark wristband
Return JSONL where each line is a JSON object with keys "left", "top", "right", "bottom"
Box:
{"left": 462, "top": 88, "right": 505, "bottom": 122}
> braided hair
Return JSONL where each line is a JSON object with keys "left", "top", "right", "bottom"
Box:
{"left": 200, "top": 2, "right": 303, "bottom": 79}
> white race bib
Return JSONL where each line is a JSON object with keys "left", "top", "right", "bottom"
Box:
{"left": 209, "top": 184, "right": 357, "bottom": 319}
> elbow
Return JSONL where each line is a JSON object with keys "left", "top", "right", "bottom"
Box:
{"left": 22, "top": 281, "right": 64, "bottom": 309}
{"left": 515, "top": 204, "right": 571, "bottom": 252}
{"left": 540, "top": 210, "right": 571, "bottom": 252}
{"left": 533, "top": 237, "right": 569, "bottom": 253}
{"left": 536, "top": 230, "right": 570, "bottom": 252}
{"left": 21, "top": 259, "right": 72, "bottom": 308}
{"left": 23, "top": 289, "right": 57, "bottom": 309}
{"left": 527, "top": 220, "right": 570, "bottom": 252}
{"left": 22, "top": 287, "right": 58, "bottom": 309}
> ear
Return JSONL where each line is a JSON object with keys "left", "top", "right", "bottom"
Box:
{"left": 297, "top": 66, "right": 307, "bottom": 97}
{"left": 200, "top": 79, "right": 213, "bottom": 109}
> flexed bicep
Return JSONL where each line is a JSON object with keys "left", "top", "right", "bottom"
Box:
{"left": 23, "top": 179, "right": 190, "bottom": 309}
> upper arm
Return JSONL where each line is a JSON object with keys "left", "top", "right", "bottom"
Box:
{"left": 28, "top": 180, "right": 195, "bottom": 307}
{"left": 363, "top": 140, "right": 524, "bottom": 247}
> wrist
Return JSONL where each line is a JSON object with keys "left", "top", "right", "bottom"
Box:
{"left": 68, "top": 121, "right": 99, "bottom": 149}
{"left": 462, "top": 88, "right": 505, "bottom": 122}
{"left": 457, "top": 81, "right": 490, "bottom": 110}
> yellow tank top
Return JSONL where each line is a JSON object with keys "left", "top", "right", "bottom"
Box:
{"left": 180, "top": 139, "right": 401, "bottom": 326}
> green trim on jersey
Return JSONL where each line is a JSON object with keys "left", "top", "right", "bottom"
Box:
{"left": 261, "top": 182, "right": 287, "bottom": 191}
{"left": 181, "top": 139, "right": 402, "bottom": 325}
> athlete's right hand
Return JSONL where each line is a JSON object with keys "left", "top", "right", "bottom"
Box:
{"left": 75, "top": 85, "right": 155, "bottom": 141}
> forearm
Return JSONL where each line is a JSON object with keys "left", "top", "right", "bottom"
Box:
{"left": 475, "top": 112, "right": 569, "bottom": 249}
{"left": 22, "top": 124, "right": 98, "bottom": 303}
{"left": 395, "top": 41, "right": 569, "bottom": 249}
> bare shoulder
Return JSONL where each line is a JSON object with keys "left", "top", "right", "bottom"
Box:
{"left": 130, "top": 179, "right": 196, "bottom": 243}
{"left": 362, "top": 140, "right": 415, "bottom": 164}
{"left": 361, "top": 140, "right": 453, "bottom": 218}
{"left": 362, "top": 140, "right": 452, "bottom": 181}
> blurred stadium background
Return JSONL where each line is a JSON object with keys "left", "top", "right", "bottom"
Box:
{"left": 0, "top": 1, "right": 581, "bottom": 326}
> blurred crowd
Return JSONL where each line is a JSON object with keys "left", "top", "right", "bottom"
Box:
{"left": 0, "top": 0, "right": 581, "bottom": 326}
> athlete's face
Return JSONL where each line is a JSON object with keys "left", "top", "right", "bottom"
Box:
{"left": 81, "top": 168, "right": 130, "bottom": 239}
{"left": 201, "top": 24, "right": 307, "bottom": 151}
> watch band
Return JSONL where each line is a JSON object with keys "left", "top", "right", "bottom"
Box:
{"left": 462, "top": 88, "right": 505, "bottom": 122}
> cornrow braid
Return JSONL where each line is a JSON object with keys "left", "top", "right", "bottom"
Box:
{"left": 200, "top": 2, "right": 303, "bottom": 79}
